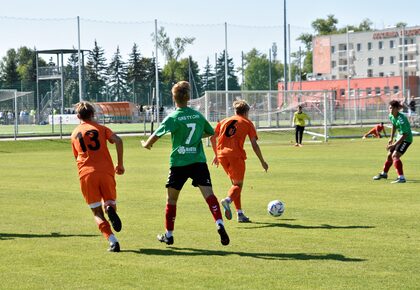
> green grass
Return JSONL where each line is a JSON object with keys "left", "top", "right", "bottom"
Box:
{"left": 1, "top": 133, "right": 419, "bottom": 289}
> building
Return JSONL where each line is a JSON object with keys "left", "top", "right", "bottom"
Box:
{"left": 279, "top": 26, "right": 420, "bottom": 110}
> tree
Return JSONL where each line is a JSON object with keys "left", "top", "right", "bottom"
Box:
{"left": 64, "top": 51, "right": 80, "bottom": 106}
{"left": 85, "top": 40, "right": 108, "bottom": 102}
{"left": 107, "top": 46, "right": 128, "bottom": 102}
{"left": 243, "top": 48, "right": 283, "bottom": 90}
{"left": 0, "top": 49, "right": 20, "bottom": 90}
{"left": 152, "top": 26, "right": 195, "bottom": 63}
{"left": 127, "top": 43, "right": 157, "bottom": 105}
{"left": 312, "top": 14, "right": 338, "bottom": 35}
{"left": 201, "top": 57, "right": 215, "bottom": 92}
{"left": 215, "top": 51, "right": 240, "bottom": 91}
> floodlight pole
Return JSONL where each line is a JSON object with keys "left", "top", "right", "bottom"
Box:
{"left": 224, "top": 22, "right": 229, "bottom": 118}
{"left": 283, "top": 0, "right": 288, "bottom": 91}
{"left": 155, "top": 19, "right": 160, "bottom": 127}
{"left": 77, "top": 16, "right": 83, "bottom": 101}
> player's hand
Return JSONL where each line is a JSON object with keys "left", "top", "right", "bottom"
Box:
{"left": 141, "top": 140, "right": 151, "bottom": 150}
{"left": 115, "top": 164, "right": 125, "bottom": 175}
{"left": 212, "top": 156, "right": 219, "bottom": 167}
{"left": 261, "top": 161, "right": 268, "bottom": 172}
{"left": 386, "top": 143, "right": 395, "bottom": 151}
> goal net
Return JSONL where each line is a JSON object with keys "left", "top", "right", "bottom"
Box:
{"left": 190, "top": 90, "right": 332, "bottom": 143}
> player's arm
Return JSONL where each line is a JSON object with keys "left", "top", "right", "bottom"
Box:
{"left": 210, "top": 134, "right": 219, "bottom": 166}
{"left": 250, "top": 137, "right": 268, "bottom": 172}
{"left": 141, "top": 133, "right": 160, "bottom": 150}
{"left": 109, "top": 134, "right": 125, "bottom": 175}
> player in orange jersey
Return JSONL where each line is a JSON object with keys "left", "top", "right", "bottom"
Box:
{"left": 71, "top": 101, "right": 124, "bottom": 252}
{"left": 210, "top": 100, "right": 268, "bottom": 223}
{"left": 362, "top": 122, "right": 387, "bottom": 139}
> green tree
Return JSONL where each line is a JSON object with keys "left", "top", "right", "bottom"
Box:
{"left": 201, "top": 57, "right": 215, "bottom": 91}
{"left": 127, "top": 43, "right": 157, "bottom": 105}
{"left": 312, "top": 14, "right": 338, "bottom": 35}
{"left": 85, "top": 40, "right": 108, "bottom": 102}
{"left": 215, "top": 50, "right": 240, "bottom": 91}
{"left": 0, "top": 49, "right": 20, "bottom": 89}
{"left": 64, "top": 51, "right": 80, "bottom": 106}
{"left": 108, "top": 46, "right": 127, "bottom": 102}
{"left": 153, "top": 26, "right": 195, "bottom": 63}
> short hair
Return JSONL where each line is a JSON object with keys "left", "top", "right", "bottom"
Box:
{"left": 172, "top": 81, "right": 190, "bottom": 105}
{"left": 298, "top": 105, "right": 303, "bottom": 110}
{"left": 389, "top": 100, "right": 403, "bottom": 109}
{"left": 75, "top": 101, "right": 95, "bottom": 120}
{"left": 233, "top": 100, "right": 250, "bottom": 115}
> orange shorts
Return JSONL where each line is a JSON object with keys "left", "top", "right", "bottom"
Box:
{"left": 219, "top": 156, "right": 246, "bottom": 182}
{"left": 79, "top": 172, "right": 116, "bottom": 208}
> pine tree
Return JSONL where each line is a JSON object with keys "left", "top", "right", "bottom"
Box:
{"left": 215, "top": 50, "right": 240, "bottom": 91}
{"left": 201, "top": 57, "right": 215, "bottom": 92}
{"left": 108, "top": 46, "right": 128, "bottom": 102}
{"left": 64, "top": 51, "right": 80, "bottom": 106}
{"left": 85, "top": 40, "right": 107, "bottom": 102}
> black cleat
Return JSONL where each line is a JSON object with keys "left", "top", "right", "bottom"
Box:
{"left": 157, "top": 233, "right": 174, "bottom": 245}
{"left": 217, "top": 224, "right": 230, "bottom": 246}
{"left": 106, "top": 206, "right": 122, "bottom": 232}
{"left": 373, "top": 173, "right": 388, "bottom": 180}
{"left": 108, "top": 242, "right": 120, "bottom": 252}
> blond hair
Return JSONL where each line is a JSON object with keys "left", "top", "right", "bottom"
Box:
{"left": 233, "top": 100, "right": 250, "bottom": 115}
{"left": 171, "top": 81, "right": 190, "bottom": 105}
{"left": 75, "top": 101, "right": 95, "bottom": 121}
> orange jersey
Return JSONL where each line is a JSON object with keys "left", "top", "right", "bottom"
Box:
{"left": 71, "top": 121, "right": 115, "bottom": 178}
{"left": 375, "top": 124, "right": 384, "bottom": 132}
{"left": 214, "top": 115, "right": 257, "bottom": 160}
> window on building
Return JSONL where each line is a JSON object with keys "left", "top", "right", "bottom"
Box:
{"left": 357, "top": 43, "right": 362, "bottom": 51}
{"left": 379, "top": 72, "right": 384, "bottom": 77}
{"left": 375, "top": 87, "right": 381, "bottom": 95}
{"left": 366, "top": 87, "right": 372, "bottom": 95}
{"left": 379, "top": 57, "right": 384, "bottom": 65}
{"left": 368, "top": 58, "right": 373, "bottom": 66}
{"left": 390, "top": 56, "right": 395, "bottom": 64}
{"left": 340, "top": 89, "right": 345, "bottom": 96}
{"left": 367, "top": 69, "right": 373, "bottom": 77}
{"left": 379, "top": 41, "right": 383, "bottom": 49}
{"left": 331, "top": 46, "right": 335, "bottom": 53}
{"left": 393, "top": 86, "right": 399, "bottom": 93}
{"left": 331, "top": 60, "right": 336, "bottom": 68}
{"left": 384, "top": 86, "right": 390, "bottom": 94}
{"left": 368, "top": 42, "right": 372, "bottom": 50}
{"left": 389, "top": 40, "right": 395, "bottom": 48}
{"left": 332, "top": 75, "right": 336, "bottom": 80}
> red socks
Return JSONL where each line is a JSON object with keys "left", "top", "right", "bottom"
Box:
{"left": 393, "top": 159, "right": 403, "bottom": 176}
{"left": 383, "top": 158, "right": 393, "bottom": 173}
{"left": 205, "top": 194, "right": 223, "bottom": 221}
{"left": 165, "top": 204, "right": 177, "bottom": 231}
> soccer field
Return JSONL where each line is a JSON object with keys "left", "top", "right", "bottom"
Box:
{"left": 1, "top": 133, "right": 419, "bottom": 289}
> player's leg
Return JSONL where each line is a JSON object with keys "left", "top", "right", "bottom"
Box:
{"left": 80, "top": 174, "right": 119, "bottom": 252}
{"left": 100, "top": 175, "right": 122, "bottom": 232}
{"left": 294, "top": 126, "right": 299, "bottom": 146}
{"left": 373, "top": 150, "right": 393, "bottom": 180}
{"left": 298, "top": 126, "right": 305, "bottom": 146}
{"left": 158, "top": 167, "right": 186, "bottom": 245}
{"left": 193, "top": 163, "right": 229, "bottom": 246}
{"left": 390, "top": 142, "right": 411, "bottom": 183}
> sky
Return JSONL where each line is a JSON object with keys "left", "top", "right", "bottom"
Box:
{"left": 1, "top": 0, "right": 420, "bottom": 70}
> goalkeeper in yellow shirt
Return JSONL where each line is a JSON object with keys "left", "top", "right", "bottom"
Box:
{"left": 292, "top": 105, "right": 310, "bottom": 147}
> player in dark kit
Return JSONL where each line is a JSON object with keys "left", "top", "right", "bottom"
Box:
{"left": 373, "top": 100, "right": 413, "bottom": 183}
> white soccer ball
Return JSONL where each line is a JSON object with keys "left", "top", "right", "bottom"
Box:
{"left": 267, "top": 200, "right": 285, "bottom": 217}
{"left": 312, "top": 136, "right": 317, "bottom": 140}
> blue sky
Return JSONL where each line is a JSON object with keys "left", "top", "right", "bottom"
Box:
{"left": 1, "top": 0, "right": 420, "bottom": 69}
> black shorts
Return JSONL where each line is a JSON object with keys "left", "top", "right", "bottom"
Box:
{"left": 392, "top": 141, "right": 411, "bottom": 155}
{"left": 166, "top": 162, "right": 212, "bottom": 190}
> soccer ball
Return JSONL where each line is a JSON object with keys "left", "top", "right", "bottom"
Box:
{"left": 267, "top": 200, "right": 285, "bottom": 217}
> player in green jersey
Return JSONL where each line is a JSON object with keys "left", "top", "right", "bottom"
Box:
{"left": 141, "top": 81, "right": 229, "bottom": 246}
{"left": 373, "top": 100, "right": 413, "bottom": 183}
